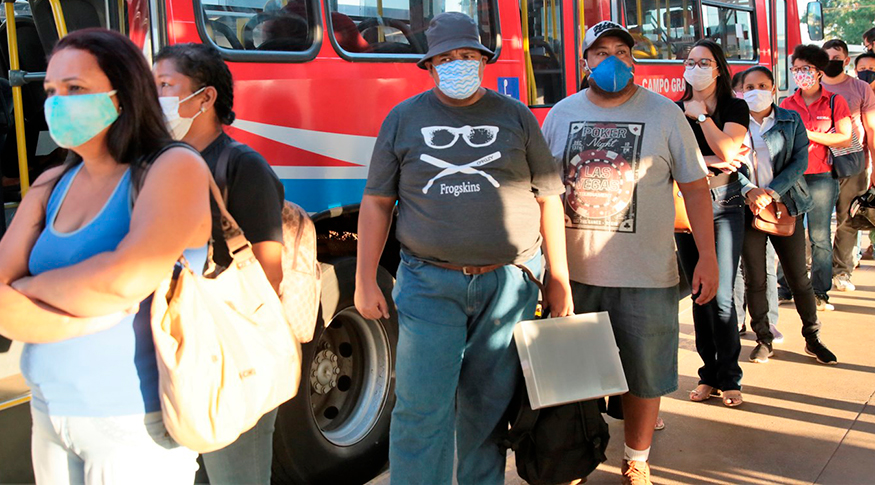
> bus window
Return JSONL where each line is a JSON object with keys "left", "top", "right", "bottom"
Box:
{"left": 326, "top": 0, "right": 498, "bottom": 58}
{"left": 525, "top": 0, "right": 565, "bottom": 105}
{"left": 702, "top": 3, "right": 755, "bottom": 60}
{"left": 623, "top": 0, "right": 700, "bottom": 61}
{"left": 199, "top": 0, "right": 319, "bottom": 53}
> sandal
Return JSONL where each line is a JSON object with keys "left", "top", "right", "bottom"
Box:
{"left": 689, "top": 384, "right": 722, "bottom": 402}
{"left": 654, "top": 416, "right": 665, "bottom": 431}
{"left": 722, "top": 390, "right": 743, "bottom": 407}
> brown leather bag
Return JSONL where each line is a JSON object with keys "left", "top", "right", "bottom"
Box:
{"left": 673, "top": 181, "right": 692, "bottom": 233}
{"left": 752, "top": 201, "right": 796, "bottom": 236}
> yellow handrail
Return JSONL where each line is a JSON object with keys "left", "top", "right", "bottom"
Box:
{"left": 520, "top": 0, "right": 538, "bottom": 104}
{"left": 5, "top": 1, "right": 30, "bottom": 196}
{"left": 48, "top": 0, "right": 68, "bottom": 36}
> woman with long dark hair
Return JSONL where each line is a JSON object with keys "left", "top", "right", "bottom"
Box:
{"left": 675, "top": 39, "right": 749, "bottom": 407}
{"left": 0, "top": 29, "right": 211, "bottom": 483}
{"left": 741, "top": 66, "right": 838, "bottom": 365}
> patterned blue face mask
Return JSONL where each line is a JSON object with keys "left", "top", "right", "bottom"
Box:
{"left": 44, "top": 90, "right": 119, "bottom": 148}
{"left": 434, "top": 59, "right": 482, "bottom": 100}
{"left": 587, "top": 56, "right": 634, "bottom": 93}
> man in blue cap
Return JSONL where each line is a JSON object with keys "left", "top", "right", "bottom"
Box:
{"left": 355, "top": 11, "right": 573, "bottom": 485}
{"left": 542, "top": 21, "right": 717, "bottom": 484}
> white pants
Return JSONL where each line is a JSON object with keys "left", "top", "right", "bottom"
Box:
{"left": 30, "top": 405, "right": 198, "bottom": 485}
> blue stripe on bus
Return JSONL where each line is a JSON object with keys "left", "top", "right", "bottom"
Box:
{"left": 281, "top": 178, "right": 368, "bottom": 214}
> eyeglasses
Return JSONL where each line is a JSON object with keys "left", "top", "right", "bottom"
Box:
{"left": 421, "top": 125, "right": 498, "bottom": 149}
{"left": 790, "top": 65, "right": 817, "bottom": 74}
{"left": 683, "top": 58, "right": 715, "bottom": 69}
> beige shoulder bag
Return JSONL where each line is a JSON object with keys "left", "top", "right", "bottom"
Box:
{"left": 150, "top": 173, "right": 301, "bottom": 453}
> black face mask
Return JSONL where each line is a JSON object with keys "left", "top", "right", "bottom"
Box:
{"left": 824, "top": 60, "right": 845, "bottom": 78}
{"left": 859, "top": 70, "right": 875, "bottom": 84}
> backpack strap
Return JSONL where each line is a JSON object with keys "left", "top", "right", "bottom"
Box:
{"left": 500, "top": 387, "right": 541, "bottom": 452}
{"left": 577, "top": 399, "right": 609, "bottom": 461}
{"left": 214, "top": 140, "right": 245, "bottom": 206}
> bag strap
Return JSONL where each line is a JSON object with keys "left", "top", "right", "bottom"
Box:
{"left": 131, "top": 142, "right": 193, "bottom": 202}
{"left": 829, "top": 94, "right": 836, "bottom": 132}
{"left": 577, "top": 400, "right": 608, "bottom": 460}
{"left": 133, "top": 142, "right": 250, "bottom": 260}
{"left": 214, "top": 140, "right": 245, "bottom": 206}
{"left": 501, "top": 390, "right": 541, "bottom": 452}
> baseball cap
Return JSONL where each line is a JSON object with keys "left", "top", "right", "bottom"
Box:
{"left": 581, "top": 21, "right": 635, "bottom": 55}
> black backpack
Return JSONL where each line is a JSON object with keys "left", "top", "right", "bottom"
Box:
{"left": 500, "top": 383, "right": 610, "bottom": 485}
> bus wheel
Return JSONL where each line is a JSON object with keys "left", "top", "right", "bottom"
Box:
{"left": 272, "top": 257, "right": 397, "bottom": 484}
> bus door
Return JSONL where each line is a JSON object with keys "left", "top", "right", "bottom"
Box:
{"left": 521, "top": 0, "right": 579, "bottom": 120}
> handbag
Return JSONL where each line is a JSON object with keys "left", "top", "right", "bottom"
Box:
{"left": 752, "top": 200, "right": 796, "bottom": 236}
{"left": 747, "top": 130, "right": 797, "bottom": 237}
{"left": 214, "top": 142, "right": 323, "bottom": 344}
{"left": 150, "top": 169, "right": 301, "bottom": 453}
{"left": 827, "top": 94, "right": 866, "bottom": 179}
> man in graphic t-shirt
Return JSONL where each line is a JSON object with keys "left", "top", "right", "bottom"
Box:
{"left": 542, "top": 22, "right": 717, "bottom": 485}
{"left": 822, "top": 39, "right": 875, "bottom": 292}
{"left": 354, "top": 12, "right": 573, "bottom": 485}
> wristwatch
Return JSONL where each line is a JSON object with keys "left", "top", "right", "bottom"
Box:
{"left": 696, "top": 114, "right": 709, "bottom": 124}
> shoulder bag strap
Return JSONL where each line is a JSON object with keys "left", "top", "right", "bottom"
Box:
{"left": 829, "top": 94, "right": 836, "bottom": 132}
{"left": 214, "top": 140, "right": 245, "bottom": 206}
{"left": 131, "top": 142, "right": 198, "bottom": 203}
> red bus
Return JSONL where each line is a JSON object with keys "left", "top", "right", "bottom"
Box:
{"left": 0, "top": 0, "right": 821, "bottom": 482}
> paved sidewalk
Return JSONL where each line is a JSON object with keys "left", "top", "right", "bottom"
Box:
{"left": 371, "top": 259, "right": 875, "bottom": 485}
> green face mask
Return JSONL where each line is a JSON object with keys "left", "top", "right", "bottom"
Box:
{"left": 44, "top": 90, "right": 119, "bottom": 148}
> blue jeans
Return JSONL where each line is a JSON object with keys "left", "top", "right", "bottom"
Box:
{"left": 801, "top": 173, "right": 839, "bottom": 299}
{"left": 675, "top": 181, "right": 744, "bottom": 391}
{"left": 734, "top": 240, "right": 779, "bottom": 328}
{"left": 389, "top": 250, "right": 541, "bottom": 485}
{"left": 201, "top": 408, "right": 277, "bottom": 484}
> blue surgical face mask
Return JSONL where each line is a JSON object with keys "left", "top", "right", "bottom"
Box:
{"left": 434, "top": 59, "right": 482, "bottom": 100}
{"left": 44, "top": 90, "right": 119, "bottom": 148}
{"left": 587, "top": 56, "right": 634, "bottom": 93}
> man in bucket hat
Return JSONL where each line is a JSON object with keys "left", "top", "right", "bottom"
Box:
{"left": 542, "top": 21, "right": 717, "bottom": 484}
{"left": 355, "top": 11, "right": 573, "bottom": 484}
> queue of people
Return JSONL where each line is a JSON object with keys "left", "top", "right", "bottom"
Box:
{"left": 0, "top": 12, "right": 871, "bottom": 485}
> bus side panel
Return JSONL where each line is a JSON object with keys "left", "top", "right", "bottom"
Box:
{"left": 164, "top": 2, "right": 527, "bottom": 214}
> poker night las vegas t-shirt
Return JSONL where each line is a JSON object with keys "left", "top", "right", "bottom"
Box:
{"left": 542, "top": 87, "right": 707, "bottom": 288}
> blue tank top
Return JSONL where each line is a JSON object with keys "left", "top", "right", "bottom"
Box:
{"left": 22, "top": 163, "right": 207, "bottom": 417}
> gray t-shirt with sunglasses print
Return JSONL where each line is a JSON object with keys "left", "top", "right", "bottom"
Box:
{"left": 365, "top": 89, "right": 564, "bottom": 265}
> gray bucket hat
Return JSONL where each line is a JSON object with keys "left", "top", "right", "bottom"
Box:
{"left": 417, "top": 12, "right": 494, "bottom": 69}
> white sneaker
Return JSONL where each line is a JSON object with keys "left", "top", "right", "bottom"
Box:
{"left": 816, "top": 297, "right": 835, "bottom": 311}
{"left": 770, "top": 324, "right": 784, "bottom": 344}
{"left": 833, "top": 274, "right": 855, "bottom": 292}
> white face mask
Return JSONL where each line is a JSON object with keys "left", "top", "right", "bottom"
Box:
{"left": 743, "top": 89, "right": 773, "bottom": 113}
{"left": 159, "top": 87, "right": 206, "bottom": 140}
{"left": 684, "top": 66, "right": 716, "bottom": 91}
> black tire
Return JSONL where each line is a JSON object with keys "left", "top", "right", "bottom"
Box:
{"left": 272, "top": 258, "right": 397, "bottom": 484}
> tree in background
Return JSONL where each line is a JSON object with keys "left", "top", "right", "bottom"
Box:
{"left": 821, "top": 0, "right": 874, "bottom": 44}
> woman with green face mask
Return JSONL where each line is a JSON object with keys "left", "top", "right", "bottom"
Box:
{"left": 0, "top": 29, "right": 212, "bottom": 484}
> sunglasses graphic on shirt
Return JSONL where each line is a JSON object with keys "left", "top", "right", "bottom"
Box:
{"left": 421, "top": 125, "right": 499, "bottom": 149}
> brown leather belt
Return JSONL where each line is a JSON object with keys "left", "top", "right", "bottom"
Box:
{"left": 428, "top": 261, "right": 505, "bottom": 275}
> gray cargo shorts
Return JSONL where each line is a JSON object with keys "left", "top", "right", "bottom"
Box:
{"left": 570, "top": 281, "right": 679, "bottom": 399}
